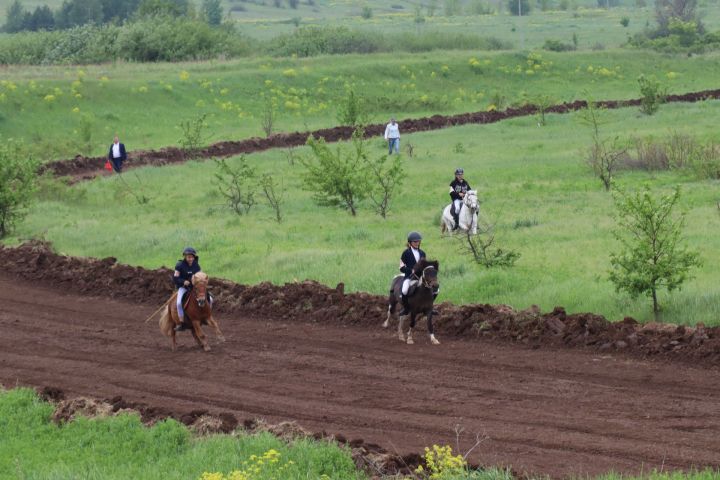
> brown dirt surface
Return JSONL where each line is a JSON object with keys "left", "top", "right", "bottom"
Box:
{"left": 2, "top": 242, "right": 720, "bottom": 477}
{"left": 39, "top": 89, "right": 720, "bottom": 182}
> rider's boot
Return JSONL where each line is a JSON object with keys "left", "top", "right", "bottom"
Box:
{"left": 174, "top": 315, "right": 187, "bottom": 332}
{"left": 452, "top": 212, "right": 460, "bottom": 230}
{"left": 398, "top": 294, "right": 410, "bottom": 316}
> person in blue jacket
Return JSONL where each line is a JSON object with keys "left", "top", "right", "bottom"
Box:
{"left": 398, "top": 231, "right": 426, "bottom": 315}
{"left": 173, "top": 247, "right": 202, "bottom": 331}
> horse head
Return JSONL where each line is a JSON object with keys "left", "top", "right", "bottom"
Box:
{"left": 191, "top": 272, "right": 209, "bottom": 308}
{"left": 464, "top": 190, "right": 479, "bottom": 212}
{"left": 413, "top": 259, "right": 440, "bottom": 289}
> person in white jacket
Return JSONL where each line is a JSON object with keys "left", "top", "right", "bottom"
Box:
{"left": 384, "top": 118, "right": 400, "bottom": 155}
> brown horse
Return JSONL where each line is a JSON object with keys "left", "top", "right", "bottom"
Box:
{"left": 382, "top": 258, "right": 440, "bottom": 345}
{"left": 159, "top": 272, "right": 224, "bottom": 351}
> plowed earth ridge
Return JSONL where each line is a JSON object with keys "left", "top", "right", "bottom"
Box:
{"left": 40, "top": 89, "right": 720, "bottom": 181}
{"left": 2, "top": 242, "right": 720, "bottom": 477}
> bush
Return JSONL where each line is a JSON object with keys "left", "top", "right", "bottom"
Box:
{"left": 542, "top": 39, "right": 575, "bottom": 51}
{"left": 620, "top": 16, "right": 630, "bottom": 27}
{"left": 361, "top": 6, "right": 372, "bottom": 18}
{"left": 637, "top": 74, "right": 667, "bottom": 115}
{"left": 0, "top": 139, "right": 40, "bottom": 238}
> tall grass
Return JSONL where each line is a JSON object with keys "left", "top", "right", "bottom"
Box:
{"left": 0, "top": 388, "right": 364, "bottom": 480}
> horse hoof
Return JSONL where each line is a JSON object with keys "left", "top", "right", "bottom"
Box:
{"left": 382, "top": 320, "right": 389, "bottom": 329}
{"left": 203, "top": 345, "right": 211, "bottom": 352}
{"left": 406, "top": 337, "right": 414, "bottom": 345}
{"left": 431, "top": 336, "right": 440, "bottom": 345}
{"left": 398, "top": 333, "right": 405, "bottom": 342}
{"left": 218, "top": 336, "right": 226, "bottom": 343}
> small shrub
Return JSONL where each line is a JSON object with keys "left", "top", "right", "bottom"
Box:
{"left": 620, "top": 16, "right": 630, "bottom": 27}
{"left": 507, "top": 0, "right": 530, "bottom": 15}
{"left": 637, "top": 74, "right": 667, "bottom": 115}
{"left": 0, "top": 139, "right": 40, "bottom": 237}
{"left": 542, "top": 39, "right": 575, "bottom": 51}
{"left": 178, "top": 113, "right": 209, "bottom": 158}
{"left": 361, "top": 6, "right": 372, "bottom": 19}
{"left": 513, "top": 218, "right": 539, "bottom": 229}
{"left": 214, "top": 157, "right": 257, "bottom": 215}
{"left": 453, "top": 142, "right": 466, "bottom": 154}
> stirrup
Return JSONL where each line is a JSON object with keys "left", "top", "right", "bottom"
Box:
{"left": 174, "top": 323, "right": 187, "bottom": 332}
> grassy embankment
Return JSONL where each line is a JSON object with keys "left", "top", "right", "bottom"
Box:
{"left": 2, "top": 387, "right": 719, "bottom": 479}
{"left": 7, "top": 94, "right": 720, "bottom": 325}
{"left": 2, "top": 49, "right": 720, "bottom": 160}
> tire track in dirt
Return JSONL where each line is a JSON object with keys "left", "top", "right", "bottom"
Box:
{"left": 40, "top": 88, "right": 720, "bottom": 182}
{"left": 2, "top": 274, "right": 720, "bottom": 478}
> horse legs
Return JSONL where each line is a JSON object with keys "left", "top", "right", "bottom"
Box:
{"left": 207, "top": 315, "right": 225, "bottom": 342}
{"left": 427, "top": 311, "right": 440, "bottom": 345}
{"left": 382, "top": 303, "right": 392, "bottom": 329}
{"left": 406, "top": 313, "right": 416, "bottom": 345}
{"left": 397, "top": 314, "right": 405, "bottom": 342}
{"left": 190, "top": 321, "right": 210, "bottom": 352}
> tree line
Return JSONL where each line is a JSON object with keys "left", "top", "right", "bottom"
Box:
{"left": 2, "top": 0, "right": 223, "bottom": 33}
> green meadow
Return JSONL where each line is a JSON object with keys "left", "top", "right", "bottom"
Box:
{"left": 2, "top": 49, "right": 720, "bottom": 160}
{"left": 8, "top": 95, "right": 720, "bottom": 326}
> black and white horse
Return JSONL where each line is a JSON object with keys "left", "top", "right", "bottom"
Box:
{"left": 383, "top": 259, "right": 440, "bottom": 345}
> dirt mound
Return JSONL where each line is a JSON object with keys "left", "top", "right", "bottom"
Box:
{"left": 40, "top": 89, "right": 720, "bottom": 181}
{"left": 2, "top": 241, "right": 719, "bottom": 365}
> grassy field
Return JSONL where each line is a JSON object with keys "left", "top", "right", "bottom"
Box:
{"left": 2, "top": 49, "right": 720, "bottom": 160}
{"left": 3, "top": 387, "right": 720, "bottom": 479}
{"left": 0, "top": 387, "right": 365, "bottom": 480}
{"left": 8, "top": 97, "right": 720, "bottom": 326}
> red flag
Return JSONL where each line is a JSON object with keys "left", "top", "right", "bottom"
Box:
{"left": 104, "top": 160, "right": 112, "bottom": 171}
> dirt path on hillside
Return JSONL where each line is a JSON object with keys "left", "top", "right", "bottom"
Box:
{"left": 2, "top": 274, "right": 719, "bottom": 478}
{"left": 40, "top": 89, "right": 720, "bottom": 182}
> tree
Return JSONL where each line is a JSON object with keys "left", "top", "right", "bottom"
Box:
{"left": 0, "top": 140, "right": 40, "bottom": 238}
{"left": 580, "top": 99, "right": 626, "bottom": 191}
{"left": 367, "top": 154, "right": 403, "bottom": 218}
{"left": 29, "top": 5, "right": 55, "bottom": 30}
{"left": 135, "top": 0, "right": 188, "bottom": 18}
{"left": 55, "top": 0, "right": 103, "bottom": 28}
{"left": 507, "top": 0, "right": 530, "bottom": 16}
{"left": 201, "top": 0, "right": 222, "bottom": 25}
{"left": 214, "top": 157, "right": 256, "bottom": 215}
{"left": 100, "top": 0, "right": 141, "bottom": 23}
{"left": 655, "top": 0, "right": 698, "bottom": 35}
{"left": 609, "top": 186, "right": 700, "bottom": 319}
{"left": 336, "top": 87, "right": 367, "bottom": 127}
{"left": 301, "top": 129, "right": 370, "bottom": 216}
{"left": 3, "top": 0, "right": 27, "bottom": 33}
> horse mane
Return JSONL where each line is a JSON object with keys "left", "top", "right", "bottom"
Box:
{"left": 413, "top": 258, "right": 439, "bottom": 275}
{"left": 192, "top": 272, "right": 209, "bottom": 284}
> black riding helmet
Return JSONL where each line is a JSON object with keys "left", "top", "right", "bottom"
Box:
{"left": 407, "top": 231, "right": 422, "bottom": 243}
{"left": 182, "top": 246, "right": 198, "bottom": 257}
{"left": 455, "top": 168, "right": 464, "bottom": 176}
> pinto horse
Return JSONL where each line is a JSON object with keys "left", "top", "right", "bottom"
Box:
{"left": 382, "top": 258, "right": 440, "bottom": 345}
{"left": 159, "top": 272, "right": 225, "bottom": 351}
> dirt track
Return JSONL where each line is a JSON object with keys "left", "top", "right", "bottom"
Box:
{"left": 2, "top": 272, "right": 720, "bottom": 478}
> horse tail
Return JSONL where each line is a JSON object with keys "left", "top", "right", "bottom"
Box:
{"left": 159, "top": 303, "right": 174, "bottom": 337}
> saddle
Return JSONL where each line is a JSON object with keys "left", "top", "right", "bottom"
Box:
{"left": 406, "top": 278, "right": 420, "bottom": 297}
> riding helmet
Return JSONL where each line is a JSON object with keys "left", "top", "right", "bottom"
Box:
{"left": 455, "top": 168, "right": 464, "bottom": 175}
{"left": 407, "top": 231, "right": 422, "bottom": 243}
{"left": 182, "top": 246, "right": 198, "bottom": 257}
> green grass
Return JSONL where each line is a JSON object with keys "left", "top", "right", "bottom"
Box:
{"left": 8, "top": 99, "right": 720, "bottom": 326}
{"left": 2, "top": 49, "right": 720, "bottom": 159}
{"left": 0, "top": 387, "right": 364, "bottom": 480}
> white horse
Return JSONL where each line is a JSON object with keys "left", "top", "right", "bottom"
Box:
{"left": 441, "top": 190, "right": 479, "bottom": 235}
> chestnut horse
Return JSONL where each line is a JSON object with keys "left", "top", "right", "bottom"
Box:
{"left": 382, "top": 258, "right": 440, "bottom": 345}
{"left": 159, "top": 272, "right": 224, "bottom": 351}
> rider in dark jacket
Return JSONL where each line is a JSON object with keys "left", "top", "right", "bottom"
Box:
{"left": 399, "top": 231, "right": 426, "bottom": 315}
{"left": 449, "top": 168, "right": 471, "bottom": 230}
{"left": 173, "top": 247, "right": 202, "bottom": 331}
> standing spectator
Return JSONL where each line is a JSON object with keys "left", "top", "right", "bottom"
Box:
{"left": 107, "top": 135, "right": 127, "bottom": 173}
{"left": 384, "top": 118, "right": 400, "bottom": 155}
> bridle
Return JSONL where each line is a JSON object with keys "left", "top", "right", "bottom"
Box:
{"left": 420, "top": 265, "right": 437, "bottom": 288}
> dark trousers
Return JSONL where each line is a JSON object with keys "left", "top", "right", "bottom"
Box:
{"left": 110, "top": 157, "right": 123, "bottom": 173}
